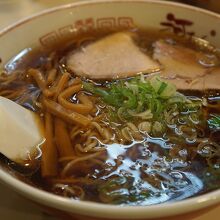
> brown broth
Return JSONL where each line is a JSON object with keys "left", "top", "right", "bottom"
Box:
{"left": 1, "top": 28, "right": 220, "bottom": 205}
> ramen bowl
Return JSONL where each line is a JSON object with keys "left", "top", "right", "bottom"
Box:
{"left": 0, "top": 0, "right": 220, "bottom": 219}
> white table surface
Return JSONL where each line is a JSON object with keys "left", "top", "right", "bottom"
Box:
{"left": 0, "top": 0, "right": 220, "bottom": 220}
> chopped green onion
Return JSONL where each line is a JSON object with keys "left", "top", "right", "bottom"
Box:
{"left": 83, "top": 75, "right": 202, "bottom": 137}
{"left": 208, "top": 115, "right": 220, "bottom": 130}
{"left": 157, "top": 81, "right": 167, "bottom": 95}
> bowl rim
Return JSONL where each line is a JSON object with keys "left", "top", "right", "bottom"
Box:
{"left": 1, "top": 0, "right": 220, "bottom": 37}
{"left": 0, "top": 0, "right": 220, "bottom": 219}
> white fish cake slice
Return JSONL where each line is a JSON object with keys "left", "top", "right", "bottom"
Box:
{"left": 0, "top": 96, "right": 44, "bottom": 164}
{"left": 67, "top": 32, "right": 160, "bottom": 80}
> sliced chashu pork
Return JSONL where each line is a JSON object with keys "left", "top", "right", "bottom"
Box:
{"left": 67, "top": 32, "right": 160, "bottom": 80}
{"left": 153, "top": 40, "right": 220, "bottom": 90}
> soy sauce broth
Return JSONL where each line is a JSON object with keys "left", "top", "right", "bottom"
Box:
{"left": 0, "top": 28, "right": 220, "bottom": 206}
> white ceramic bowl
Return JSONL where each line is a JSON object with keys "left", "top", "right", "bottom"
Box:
{"left": 0, "top": 0, "right": 220, "bottom": 219}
